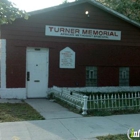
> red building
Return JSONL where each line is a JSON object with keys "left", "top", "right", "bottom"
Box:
{"left": 0, "top": 0, "right": 140, "bottom": 98}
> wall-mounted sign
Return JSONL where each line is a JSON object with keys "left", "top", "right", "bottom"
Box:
{"left": 45, "top": 25, "right": 121, "bottom": 40}
{"left": 59, "top": 47, "right": 75, "bottom": 69}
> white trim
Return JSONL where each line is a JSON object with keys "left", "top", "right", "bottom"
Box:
{"left": 0, "top": 88, "right": 26, "bottom": 99}
{"left": 89, "top": 0, "right": 140, "bottom": 28}
{"left": 29, "top": 0, "right": 140, "bottom": 29}
{"left": 0, "top": 39, "right": 6, "bottom": 88}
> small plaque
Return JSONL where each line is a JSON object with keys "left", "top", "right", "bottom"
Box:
{"left": 59, "top": 47, "right": 75, "bottom": 69}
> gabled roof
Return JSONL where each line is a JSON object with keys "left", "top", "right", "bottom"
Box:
{"left": 29, "top": 0, "right": 140, "bottom": 29}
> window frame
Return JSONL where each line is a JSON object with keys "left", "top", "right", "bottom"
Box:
{"left": 86, "top": 66, "right": 97, "bottom": 87}
{"left": 119, "top": 67, "right": 129, "bottom": 86}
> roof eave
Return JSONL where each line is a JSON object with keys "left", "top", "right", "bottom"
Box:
{"left": 28, "top": 0, "right": 88, "bottom": 16}
{"left": 89, "top": 0, "right": 140, "bottom": 28}
{"left": 28, "top": 0, "right": 140, "bottom": 29}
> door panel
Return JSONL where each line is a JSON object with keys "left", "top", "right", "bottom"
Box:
{"left": 26, "top": 47, "right": 49, "bottom": 98}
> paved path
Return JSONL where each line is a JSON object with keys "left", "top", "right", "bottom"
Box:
{"left": 0, "top": 99, "right": 139, "bottom": 140}
{"left": 25, "top": 99, "right": 82, "bottom": 120}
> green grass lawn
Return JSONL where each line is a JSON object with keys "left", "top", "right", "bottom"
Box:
{"left": 97, "top": 134, "right": 140, "bottom": 140}
{"left": 0, "top": 102, "right": 45, "bottom": 122}
{"left": 54, "top": 97, "right": 140, "bottom": 116}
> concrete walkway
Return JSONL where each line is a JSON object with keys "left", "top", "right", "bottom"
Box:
{"left": 0, "top": 99, "right": 139, "bottom": 140}
{"left": 25, "top": 99, "right": 82, "bottom": 120}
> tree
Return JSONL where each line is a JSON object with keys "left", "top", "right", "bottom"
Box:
{"left": 96, "top": 0, "right": 140, "bottom": 23}
{"left": 0, "top": 0, "right": 28, "bottom": 25}
{"left": 62, "top": 0, "right": 69, "bottom": 4}
{"left": 73, "top": 0, "right": 140, "bottom": 23}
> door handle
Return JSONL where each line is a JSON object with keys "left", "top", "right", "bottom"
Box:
{"left": 27, "top": 72, "right": 30, "bottom": 81}
{"left": 34, "top": 80, "right": 40, "bottom": 82}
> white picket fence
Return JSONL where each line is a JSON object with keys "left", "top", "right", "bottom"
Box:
{"left": 88, "top": 92, "right": 140, "bottom": 111}
{"left": 52, "top": 86, "right": 140, "bottom": 115}
{"left": 52, "top": 86, "right": 84, "bottom": 110}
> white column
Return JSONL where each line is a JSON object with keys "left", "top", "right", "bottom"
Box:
{"left": 82, "top": 95, "right": 88, "bottom": 115}
{"left": 0, "top": 39, "right": 6, "bottom": 88}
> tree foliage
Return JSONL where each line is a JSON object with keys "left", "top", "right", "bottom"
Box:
{"left": 62, "top": 0, "right": 68, "bottom": 4}
{"left": 0, "top": 0, "right": 28, "bottom": 25}
{"left": 97, "top": 0, "right": 140, "bottom": 23}
{"left": 73, "top": 0, "right": 140, "bottom": 23}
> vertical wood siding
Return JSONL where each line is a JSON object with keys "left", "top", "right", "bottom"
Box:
{"left": 1, "top": 3, "right": 140, "bottom": 88}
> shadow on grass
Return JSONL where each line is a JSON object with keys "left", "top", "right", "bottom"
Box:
{"left": 87, "top": 109, "right": 140, "bottom": 116}
{"left": 0, "top": 103, "right": 45, "bottom": 122}
{"left": 97, "top": 134, "right": 139, "bottom": 140}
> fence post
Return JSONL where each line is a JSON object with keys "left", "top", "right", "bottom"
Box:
{"left": 82, "top": 95, "right": 88, "bottom": 115}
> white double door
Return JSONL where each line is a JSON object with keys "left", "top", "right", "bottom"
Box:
{"left": 26, "top": 47, "right": 49, "bottom": 98}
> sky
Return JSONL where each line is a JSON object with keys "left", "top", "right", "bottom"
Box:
{"left": 10, "top": 0, "right": 75, "bottom": 12}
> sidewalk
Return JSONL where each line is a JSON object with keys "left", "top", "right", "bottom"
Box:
{"left": 0, "top": 99, "right": 139, "bottom": 140}
{"left": 25, "top": 99, "right": 82, "bottom": 120}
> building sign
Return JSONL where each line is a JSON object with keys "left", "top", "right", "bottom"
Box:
{"left": 59, "top": 47, "right": 75, "bottom": 69}
{"left": 45, "top": 25, "right": 121, "bottom": 40}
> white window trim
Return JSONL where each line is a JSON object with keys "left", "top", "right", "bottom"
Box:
{"left": 119, "top": 67, "right": 129, "bottom": 86}
{"left": 0, "top": 39, "right": 6, "bottom": 88}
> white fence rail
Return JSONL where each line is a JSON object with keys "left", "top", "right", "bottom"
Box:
{"left": 52, "top": 86, "right": 140, "bottom": 115}
{"left": 88, "top": 92, "right": 140, "bottom": 110}
{"left": 52, "top": 86, "right": 84, "bottom": 111}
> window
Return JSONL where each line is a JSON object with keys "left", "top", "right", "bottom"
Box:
{"left": 119, "top": 67, "right": 129, "bottom": 86}
{"left": 86, "top": 66, "right": 97, "bottom": 86}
